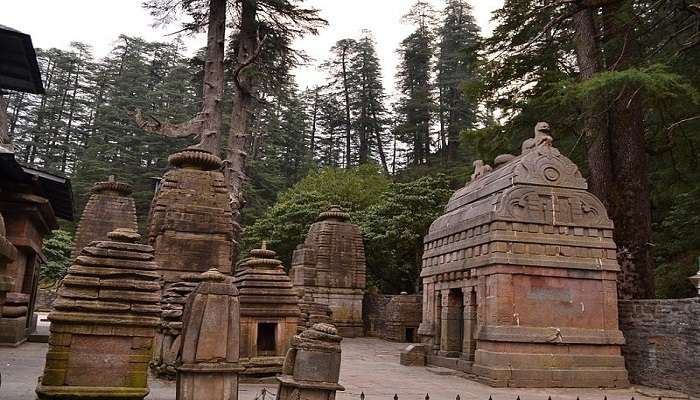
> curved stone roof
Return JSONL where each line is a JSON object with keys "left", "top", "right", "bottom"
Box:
{"left": 233, "top": 244, "right": 300, "bottom": 317}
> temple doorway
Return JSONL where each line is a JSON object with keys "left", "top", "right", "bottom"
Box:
{"left": 445, "top": 289, "right": 464, "bottom": 354}
{"left": 257, "top": 322, "right": 277, "bottom": 356}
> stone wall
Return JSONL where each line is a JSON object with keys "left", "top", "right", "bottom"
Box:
{"left": 619, "top": 298, "right": 700, "bottom": 397}
{"left": 364, "top": 293, "right": 421, "bottom": 342}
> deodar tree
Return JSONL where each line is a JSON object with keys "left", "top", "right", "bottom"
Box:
{"left": 485, "top": 0, "right": 700, "bottom": 299}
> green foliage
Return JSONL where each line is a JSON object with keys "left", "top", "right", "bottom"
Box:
{"left": 244, "top": 166, "right": 451, "bottom": 294}
{"left": 546, "top": 64, "right": 700, "bottom": 110}
{"left": 242, "top": 165, "right": 390, "bottom": 267}
{"left": 41, "top": 230, "right": 74, "bottom": 282}
{"left": 359, "top": 175, "right": 453, "bottom": 293}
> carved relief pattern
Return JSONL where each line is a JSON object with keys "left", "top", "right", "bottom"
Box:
{"left": 496, "top": 186, "right": 611, "bottom": 228}
{"left": 511, "top": 145, "right": 587, "bottom": 189}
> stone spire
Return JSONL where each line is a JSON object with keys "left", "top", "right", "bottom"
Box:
{"left": 290, "top": 206, "right": 366, "bottom": 337}
{"left": 147, "top": 149, "right": 235, "bottom": 284}
{"left": 233, "top": 244, "right": 300, "bottom": 375}
{"left": 71, "top": 176, "right": 137, "bottom": 260}
{"left": 36, "top": 228, "right": 162, "bottom": 399}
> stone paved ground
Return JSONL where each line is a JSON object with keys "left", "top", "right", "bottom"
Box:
{"left": 0, "top": 337, "right": 660, "bottom": 400}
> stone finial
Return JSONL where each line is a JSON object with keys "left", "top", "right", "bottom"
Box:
{"left": 318, "top": 205, "right": 350, "bottom": 222}
{"left": 240, "top": 245, "right": 282, "bottom": 270}
{"left": 168, "top": 148, "right": 223, "bottom": 171}
{"left": 521, "top": 121, "right": 554, "bottom": 154}
{"left": 91, "top": 176, "right": 133, "bottom": 195}
{"left": 201, "top": 267, "right": 228, "bottom": 282}
{"left": 470, "top": 160, "right": 493, "bottom": 182}
{"left": 107, "top": 228, "right": 141, "bottom": 243}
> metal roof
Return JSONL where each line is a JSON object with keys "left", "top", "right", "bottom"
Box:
{"left": 0, "top": 24, "right": 44, "bottom": 94}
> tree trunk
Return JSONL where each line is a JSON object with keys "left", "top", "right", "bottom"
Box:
{"left": 601, "top": 2, "right": 654, "bottom": 299}
{"left": 0, "top": 95, "right": 9, "bottom": 149}
{"left": 225, "top": 0, "right": 259, "bottom": 259}
{"left": 341, "top": 48, "right": 352, "bottom": 168}
{"left": 572, "top": 7, "right": 614, "bottom": 207}
{"left": 310, "top": 89, "right": 318, "bottom": 156}
{"left": 193, "top": 0, "right": 225, "bottom": 154}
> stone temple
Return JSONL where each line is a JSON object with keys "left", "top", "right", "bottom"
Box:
{"left": 290, "top": 206, "right": 366, "bottom": 337}
{"left": 233, "top": 244, "right": 300, "bottom": 375}
{"left": 71, "top": 176, "right": 138, "bottom": 260}
{"left": 147, "top": 149, "right": 234, "bottom": 284}
{"left": 416, "top": 123, "right": 629, "bottom": 387}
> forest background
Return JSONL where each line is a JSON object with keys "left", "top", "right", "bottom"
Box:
{"left": 4, "top": 0, "right": 699, "bottom": 298}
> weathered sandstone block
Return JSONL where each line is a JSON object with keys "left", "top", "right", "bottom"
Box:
{"left": 276, "top": 323, "right": 344, "bottom": 400}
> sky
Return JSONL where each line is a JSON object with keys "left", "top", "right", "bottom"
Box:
{"left": 2, "top": 0, "right": 503, "bottom": 94}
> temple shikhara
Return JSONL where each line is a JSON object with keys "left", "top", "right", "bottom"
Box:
{"left": 416, "top": 123, "right": 629, "bottom": 387}
{"left": 291, "top": 206, "right": 366, "bottom": 337}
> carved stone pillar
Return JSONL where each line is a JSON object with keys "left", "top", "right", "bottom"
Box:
{"left": 0, "top": 212, "right": 17, "bottom": 318}
{"left": 461, "top": 287, "right": 477, "bottom": 361}
{"left": 439, "top": 290, "right": 450, "bottom": 353}
{"left": 176, "top": 268, "right": 241, "bottom": 400}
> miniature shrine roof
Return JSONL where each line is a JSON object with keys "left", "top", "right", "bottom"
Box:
{"left": 0, "top": 25, "right": 44, "bottom": 94}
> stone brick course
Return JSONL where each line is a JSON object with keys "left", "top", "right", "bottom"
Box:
{"left": 619, "top": 298, "right": 700, "bottom": 397}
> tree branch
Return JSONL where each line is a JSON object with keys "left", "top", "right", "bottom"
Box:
{"left": 126, "top": 108, "right": 203, "bottom": 139}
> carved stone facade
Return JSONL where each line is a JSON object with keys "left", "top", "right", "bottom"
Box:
{"left": 177, "top": 268, "right": 242, "bottom": 400}
{"left": 417, "top": 124, "right": 629, "bottom": 388}
{"left": 72, "top": 176, "right": 137, "bottom": 260}
{"left": 36, "top": 229, "right": 161, "bottom": 399}
{"left": 276, "top": 323, "right": 344, "bottom": 400}
{"left": 0, "top": 212, "right": 18, "bottom": 323}
{"left": 147, "top": 149, "right": 234, "bottom": 284}
{"left": 152, "top": 275, "right": 201, "bottom": 379}
{"left": 0, "top": 191, "right": 57, "bottom": 345}
{"left": 290, "top": 206, "right": 366, "bottom": 337}
{"left": 234, "top": 245, "right": 300, "bottom": 375}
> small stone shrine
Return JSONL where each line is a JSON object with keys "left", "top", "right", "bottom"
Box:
{"left": 71, "top": 176, "right": 138, "bottom": 260}
{"left": 35, "top": 228, "right": 161, "bottom": 399}
{"left": 177, "top": 268, "right": 241, "bottom": 400}
{"left": 233, "top": 244, "right": 300, "bottom": 375}
{"left": 290, "top": 206, "right": 366, "bottom": 337}
{"left": 276, "top": 323, "right": 344, "bottom": 400}
{"left": 417, "top": 123, "right": 629, "bottom": 387}
{"left": 365, "top": 292, "right": 422, "bottom": 342}
{"left": 147, "top": 148, "right": 234, "bottom": 284}
{"left": 152, "top": 274, "right": 201, "bottom": 379}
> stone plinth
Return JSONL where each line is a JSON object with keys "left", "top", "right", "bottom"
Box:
{"left": 233, "top": 245, "right": 300, "bottom": 375}
{"left": 276, "top": 323, "right": 344, "bottom": 400}
{"left": 0, "top": 191, "right": 57, "bottom": 346}
{"left": 290, "top": 206, "right": 366, "bottom": 337}
{"left": 36, "top": 229, "right": 162, "bottom": 399}
{"left": 71, "top": 176, "right": 137, "bottom": 260}
{"left": 147, "top": 149, "right": 234, "bottom": 284}
{"left": 152, "top": 275, "right": 201, "bottom": 379}
{"left": 177, "top": 268, "right": 241, "bottom": 400}
{"left": 417, "top": 123, "right": 628, "bottom": 388}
